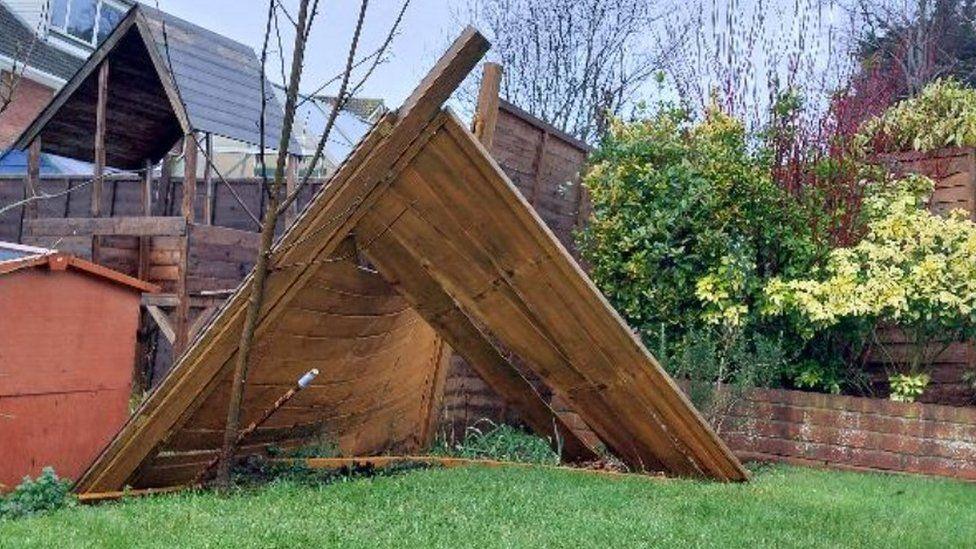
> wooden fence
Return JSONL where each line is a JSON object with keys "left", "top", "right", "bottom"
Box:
{"left": 0, "top": 174, "right": 323, "bottom": 243}
{"left": 438, "top": 66, "right": 596, "bottom": 440}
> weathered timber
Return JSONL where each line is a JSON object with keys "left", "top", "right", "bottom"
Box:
{"left": 73, "top": 29, "right": 744, "bottom": 495}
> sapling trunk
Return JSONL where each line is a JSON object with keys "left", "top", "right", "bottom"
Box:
{"left": 213, "top": 0, "right": 312, "bottom": 489}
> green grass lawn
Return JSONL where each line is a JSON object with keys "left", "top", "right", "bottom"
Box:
{"left": 1, "top": 464, "right": 973, "bottom": 548}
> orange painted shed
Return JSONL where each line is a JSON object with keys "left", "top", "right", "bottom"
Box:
{"left": 0, "top": 242, "right": 157, "bottom": 492}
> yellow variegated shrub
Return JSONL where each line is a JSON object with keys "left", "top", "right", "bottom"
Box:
{"left": 764, "top": 174, "right": 976, "bottom": 399}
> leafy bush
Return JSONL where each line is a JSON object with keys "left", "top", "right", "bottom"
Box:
{"left": 0, "top": 468, "right": 74, "bottom": 520}
{"left": 579, "top": 104, "right": 822, "bottom": 389}
{"left": 433, "top": 421, "right": 558, "bottom": 465}
{"left": 764, "top": 175, "right": 976, "bottom": 399}
{"left": 889, "top": 373, "right": 931, "bottom": 403}
{"left": 859, "top": 78, "right": 976, "bottom": 152}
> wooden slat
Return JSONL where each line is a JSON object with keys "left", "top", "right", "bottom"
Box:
{"left": 26, "top": 138, "right": 41, "bottom": 220}
{"left": 25, "top": 217, "right": 187, "bottom": 237}
{"left": 357, "top": 213, "right": 598, "bottom": 462}
{"left": 472, "top": 63, "right": 502, "bottom": 148}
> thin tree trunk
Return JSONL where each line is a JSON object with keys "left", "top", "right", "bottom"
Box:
{"left": 214, "top": 0, "right": 312, "bottom": 489}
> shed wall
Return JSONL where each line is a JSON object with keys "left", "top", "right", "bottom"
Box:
{"left": 0, "top": 268, "right": 140, "bottom": 490}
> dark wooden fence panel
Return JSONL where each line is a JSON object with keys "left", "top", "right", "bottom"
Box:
{"left": 0, "top": 175, "right": 328, "bottom": 241}
{"left": 437, "top": 101, "right": 595, "bottom": 442}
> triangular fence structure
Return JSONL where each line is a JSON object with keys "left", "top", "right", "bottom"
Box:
{"left": 75, "top": 28, "right": 747, "bottom": 493}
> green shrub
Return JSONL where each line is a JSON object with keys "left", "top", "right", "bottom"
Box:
{"left": 579, "top": 104, "right": 822, "bottom": 389}
{"left": 889, "top": 373, "right": 931, "bottom": 403}
{"left": 434, "top": 421, "right": 558, "bottom": 465}
{"left": 858, "top": 78, "right": 976, "bottom": 152}
{"left": 0, "top": 468, "right": 75, "bottom": 520}
{"left": 764, "top": 175, "right": 976, "bottom": 400}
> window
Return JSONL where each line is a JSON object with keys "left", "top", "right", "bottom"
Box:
{"left": 49, "top": 0, "right": 126, "bottom": 47}
{"left": 50, "top": 0, "right": 69, "bottom": 29}
{"left": 97, "top": 4, "right": 124, "bottom": 43}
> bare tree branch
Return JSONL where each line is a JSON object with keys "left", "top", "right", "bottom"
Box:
{"left": 464, "top": 0, "right": 662, "bottom": 142}
{"left": 277, "top": 0, "right": 376, "bottom": 217}
{"left": 215, "top": 0, "right": 314, "bottom": 489}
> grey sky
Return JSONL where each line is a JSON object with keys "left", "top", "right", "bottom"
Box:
{"left": 156, "top": 0, "right": 464, "bottom": 106}
{"left": 153, "top": 0, "right": 849, "bottom": 126}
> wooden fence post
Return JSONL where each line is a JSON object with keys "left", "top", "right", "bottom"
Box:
{"left": 91, "top": 61, "right": 110, "bottom": 263}
{"left": 203, "top": 133, "right": 215, "bottom": 225}
{"left": 174, "top": 133, "right": 198, "bottom": 355}
{"left": 284, "top": 154, "right": 299, "bottom": 226}
{"left": 26, "top": 137, "right": 41, "bottom": 221}
{"left": 472, "top": 63, "right": 502, "bottom": 149}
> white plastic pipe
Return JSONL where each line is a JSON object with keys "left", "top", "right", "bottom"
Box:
{"left": 298, "top": 368, "right": 320, "bottom": 389}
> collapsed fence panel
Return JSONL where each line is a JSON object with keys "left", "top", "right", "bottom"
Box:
{"left": 75, "top": 28, "right": 745, "bottom": 494}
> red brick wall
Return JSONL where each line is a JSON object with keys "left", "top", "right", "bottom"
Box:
{"left": 720, "top": 388, "right": 976, "bottom": 480}
{"left": 0, "top": 73, "right": 56, "bottom": 149}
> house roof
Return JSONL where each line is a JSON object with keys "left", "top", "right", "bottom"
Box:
{"left": 12, "top": 3, "right": 299, "bottom": 170}
{"left": 74, "top": 28, "right": 746, "bottom": 495}
{"left": 293, "top": 93, "right": 383, "bottom": 163}
{"left": 0, "top": 242, "right": 159, "bottom": 293}
{"left": 0, "top": 2, "right": 83, "bottom": 82}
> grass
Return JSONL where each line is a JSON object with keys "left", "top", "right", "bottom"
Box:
{"left": 0, "top": 464, "right": 974, "bottom": 548}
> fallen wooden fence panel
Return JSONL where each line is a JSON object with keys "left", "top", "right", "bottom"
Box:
{"left": 75, "top": 28, "right": 746, "bottom": 494}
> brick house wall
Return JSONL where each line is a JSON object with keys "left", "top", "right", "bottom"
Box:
{"left": 0, "top": 72, "right": 56, "bottom": 149}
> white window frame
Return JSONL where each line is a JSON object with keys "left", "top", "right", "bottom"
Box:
{"left": 48, "top": 0, "right": 127, "bottom": 48}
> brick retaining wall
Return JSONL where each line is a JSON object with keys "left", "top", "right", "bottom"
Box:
{"left": 719, "top": 388, "right": 976, "bottom": 480}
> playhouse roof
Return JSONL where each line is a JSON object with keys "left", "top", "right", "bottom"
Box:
{"left": 74, "top": 28, "right": 747, "bottom": 494}
{"left": 12, "top": 4, "right": 299, "bottom": 170}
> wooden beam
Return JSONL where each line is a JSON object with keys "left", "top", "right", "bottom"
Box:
{"left": 174, "top": 133, "right": 198, "bottom": 355}
{"left": 139, "top": 159, "right": 153, "bottom": 280}
{"left": 472, "top": 63, "right": 503, "bottom": 149}
{"left": 92, "top": 61, "right": 110, "bottom": 218}
{"left": 289, "top": 457, "right": 660, "bottom": 481}
{"left": 25, "top": 138, "right": 41, "bottom": 220}
{"left": 91, "top": 61, "right": 110, "bottom": 265}
{"left": 203, "top": 133, "right": 214, "bottom": 225}
{"left": 529, "top": 131, "right": 549, "bottom": 208}
{"left": 26, "top": 217, "right": 187, "bottom": 237}
{"left": 158, "top": 150, "right": 174, "bottom": 216}
{"left": 181, "top": 134, "right": 198, "bottom": 223}
{"left": 284, "top": 154, "right": 299, "bottom": 227}
{"left": 146, "top": 305, "right": 176, "bottom": 344}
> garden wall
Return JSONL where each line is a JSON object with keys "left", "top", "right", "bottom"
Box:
{"left": 720, "top": 388, "right": 976, "bottom": 481}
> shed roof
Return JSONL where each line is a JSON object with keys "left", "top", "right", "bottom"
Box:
{"left": 12, "top": 3, "right": 299, "bottom": 170}
{"left": 74, "top": 29, "right": 746, "bottom": 495}
{"left": 0, "top": 242, "right": 159, "bottom": 293}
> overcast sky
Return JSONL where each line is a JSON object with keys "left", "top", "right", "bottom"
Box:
{"left": 156, "top": 0, "right": 464, "bottom": 107}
